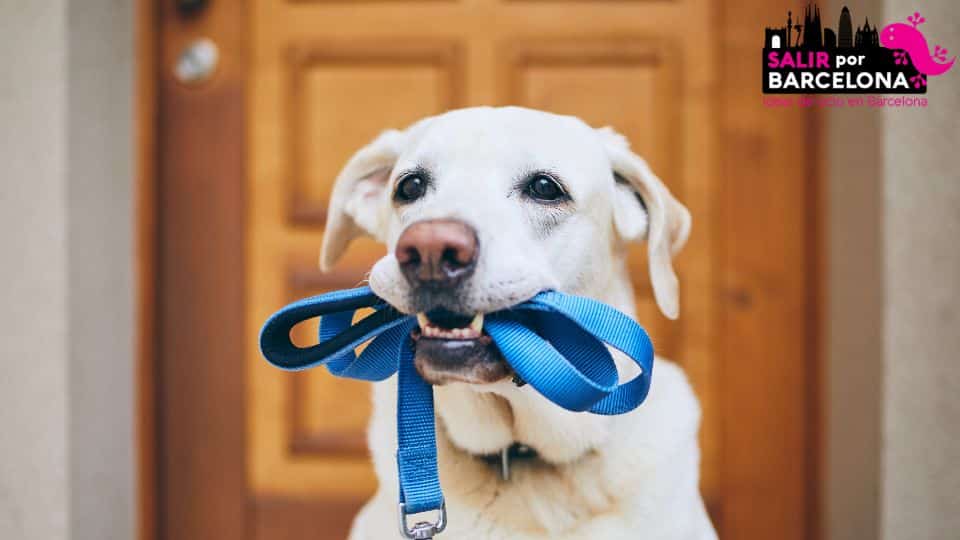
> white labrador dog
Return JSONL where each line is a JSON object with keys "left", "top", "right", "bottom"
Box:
{"left": 321, "top": 106, "right": 715, "bottom": 540}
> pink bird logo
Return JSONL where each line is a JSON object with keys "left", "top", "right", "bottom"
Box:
{"left": 880, "top": 12, "right": 955, "bottom": 77}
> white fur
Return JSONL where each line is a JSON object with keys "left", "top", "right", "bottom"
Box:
{"left": 321, "top": 107, "right": 715, "bottom": 539}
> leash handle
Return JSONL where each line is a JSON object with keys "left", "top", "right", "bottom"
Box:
{"left": 259, "top": 286, "right": 407, "bottom": 376}
{"left": 258, "top": 286, "right": 446, "bottom": 515}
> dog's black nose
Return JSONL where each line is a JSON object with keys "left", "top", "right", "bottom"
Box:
{"left": 396, "top": 219, "right": 478, "bottom": 288}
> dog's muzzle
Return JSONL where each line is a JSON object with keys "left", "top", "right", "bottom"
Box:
{"left": 396, "top": 219, "right": 508, "bottom": 384}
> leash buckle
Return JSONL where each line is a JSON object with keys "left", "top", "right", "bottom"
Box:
{"left": 399, "top": 501, "right": 447, "bottom": 539}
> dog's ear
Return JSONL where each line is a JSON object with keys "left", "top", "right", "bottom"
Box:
{"left": 597, "top": 127, "right": 691, "bottom": 320}
{"left": 320, "top": 129, "right": 406, "bottom": 271}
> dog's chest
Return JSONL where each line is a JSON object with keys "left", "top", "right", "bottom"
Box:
{"left": 434, "top": 449, "right": 627, "bottom": 536}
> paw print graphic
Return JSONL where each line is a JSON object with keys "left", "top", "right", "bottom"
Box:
{"left": 907, "top": 12, "right": 925, "bottom": 27}
{"left": 893, "top": 50, "right": 910, "bottom": 65}
{"left": 933, "top": 45, "right": 949, "bottom": 62}
{"left": 909, "top": 74, "right": 927, "bottom": 88}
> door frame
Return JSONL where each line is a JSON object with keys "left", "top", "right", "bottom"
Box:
{"left": 137, "top": 1, "right": 823, "bottom": 538}
{"left": 138, "top": 1, "right": 249, "bottom": 540}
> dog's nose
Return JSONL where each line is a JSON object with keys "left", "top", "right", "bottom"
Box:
{"left": 396, "top": 219, "right": 478, "bottom": 288}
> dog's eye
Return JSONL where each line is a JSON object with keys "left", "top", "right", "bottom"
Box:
{"left": 523, "top": 173, "right": 568, "bottom": 202}
{"left": 394, "top": 174, "right": 427, "bottom": 203}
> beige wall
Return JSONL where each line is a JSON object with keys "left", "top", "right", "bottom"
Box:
{"left": 824, "top": 3, "right": 883, "bottom": 540}
{"left": 65, "top": 1, "right": 136, "bottom": 539}
{"left": 0, "top": 3, "right": 69, "bottom": 539}
{"left": 880, "top": 1, "right": 960, "bottom": 539}
{"left": 827, "top": 1, "right": 960, "bottom": 539}
{"left": 0, "top": 2, "right": 134, "bottom": 540}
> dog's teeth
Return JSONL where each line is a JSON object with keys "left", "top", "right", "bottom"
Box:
{"left": 417, "top": 312, "right": 486, "bottom": 339}
{"left": 470, "top": 313, "right": 484, "bottom": 333}
{"left": 417, "top": 313, "right": 430, "bottom": 330}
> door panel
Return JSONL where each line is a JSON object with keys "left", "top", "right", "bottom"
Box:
{"left": 286, "top": 42, "right": 463, "bottom": 225}
{"left": 248, "top": 0, "right": 717, "bottom": 535}
{"left": 155, "top": 0, "right": 817, "bottom": 539}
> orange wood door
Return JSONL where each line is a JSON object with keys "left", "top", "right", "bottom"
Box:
{"left": 152, "top": 0, "right": 819, "bottom": 539}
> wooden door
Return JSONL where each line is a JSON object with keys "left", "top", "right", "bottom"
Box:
{"left": 150, "top": 0, "right": 819, "bottom": 539}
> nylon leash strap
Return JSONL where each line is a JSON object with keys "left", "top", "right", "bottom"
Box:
{"left": 259, "top": 286, "right": 654, "bottom": 538}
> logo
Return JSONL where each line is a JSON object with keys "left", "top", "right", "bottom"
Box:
{"left": 762, "top": 4, "right": 955, "bottom": 95}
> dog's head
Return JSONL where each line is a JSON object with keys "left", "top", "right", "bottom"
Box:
{"left": 322, "top": 107, "right": 689, "bottom": 386}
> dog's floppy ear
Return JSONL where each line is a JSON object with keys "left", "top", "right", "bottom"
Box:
{"left": 320, "top": 129, "right": 406, "bottom": 271}
{"left": 597, "top": 127, "right": 691, "bottom": 320}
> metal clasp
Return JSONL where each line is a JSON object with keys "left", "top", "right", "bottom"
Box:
{"left": 398, "top": 501, "right": 447, "bottom": 539}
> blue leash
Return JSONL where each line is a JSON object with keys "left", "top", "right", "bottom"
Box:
{"left": 259, "top": 286, "right": 654, "bottom": 538}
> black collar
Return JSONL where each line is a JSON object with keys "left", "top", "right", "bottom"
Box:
{"left": 477, "top": 443, "right": 540, "bottom": 480}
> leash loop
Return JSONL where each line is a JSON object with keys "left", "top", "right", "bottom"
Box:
{"left": 259, "top": 286, "right": 655, "bottom": 537}
{"left": 399, "top": 501, "right": 447, "bottom": 540}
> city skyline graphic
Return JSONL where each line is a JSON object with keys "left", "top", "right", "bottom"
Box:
{"left": 765, "top": 3, "right": 880, "bottom": 50}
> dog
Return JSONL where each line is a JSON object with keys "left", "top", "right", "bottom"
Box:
{"left": 320, "top": 106, "right": 716, "bottom": 539}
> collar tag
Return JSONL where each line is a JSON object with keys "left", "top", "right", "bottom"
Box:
{"left": 494, "top": 443, "right": 539, "bottom": 481}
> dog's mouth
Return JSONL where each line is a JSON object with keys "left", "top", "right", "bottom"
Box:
{"left": 411, "top": 309, "right": 510, "bottom": 385}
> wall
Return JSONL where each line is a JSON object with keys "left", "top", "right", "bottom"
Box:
{"left": 66, "top": 0, "right": 135, "bottom": 539}
{"left": 880, "top": 1, "right": 960, "bottom": 539}
{"left": 827, "top": 1, "right": 960, "bottom": 539}
{"left": 0, "top": 2, "right": 135, "bottom": 540}
{"left": 825, "top": 1, "right": 883, "bottom": 538}
{"left": 0, "top": 3, "right": 70, "bottom": 539}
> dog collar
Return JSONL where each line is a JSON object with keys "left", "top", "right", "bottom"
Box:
{"left": 477, "top": 443, "right": 540, "bottom": 481}
{"left": 259, "top": 286, "right": 654, "bottom": 539}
